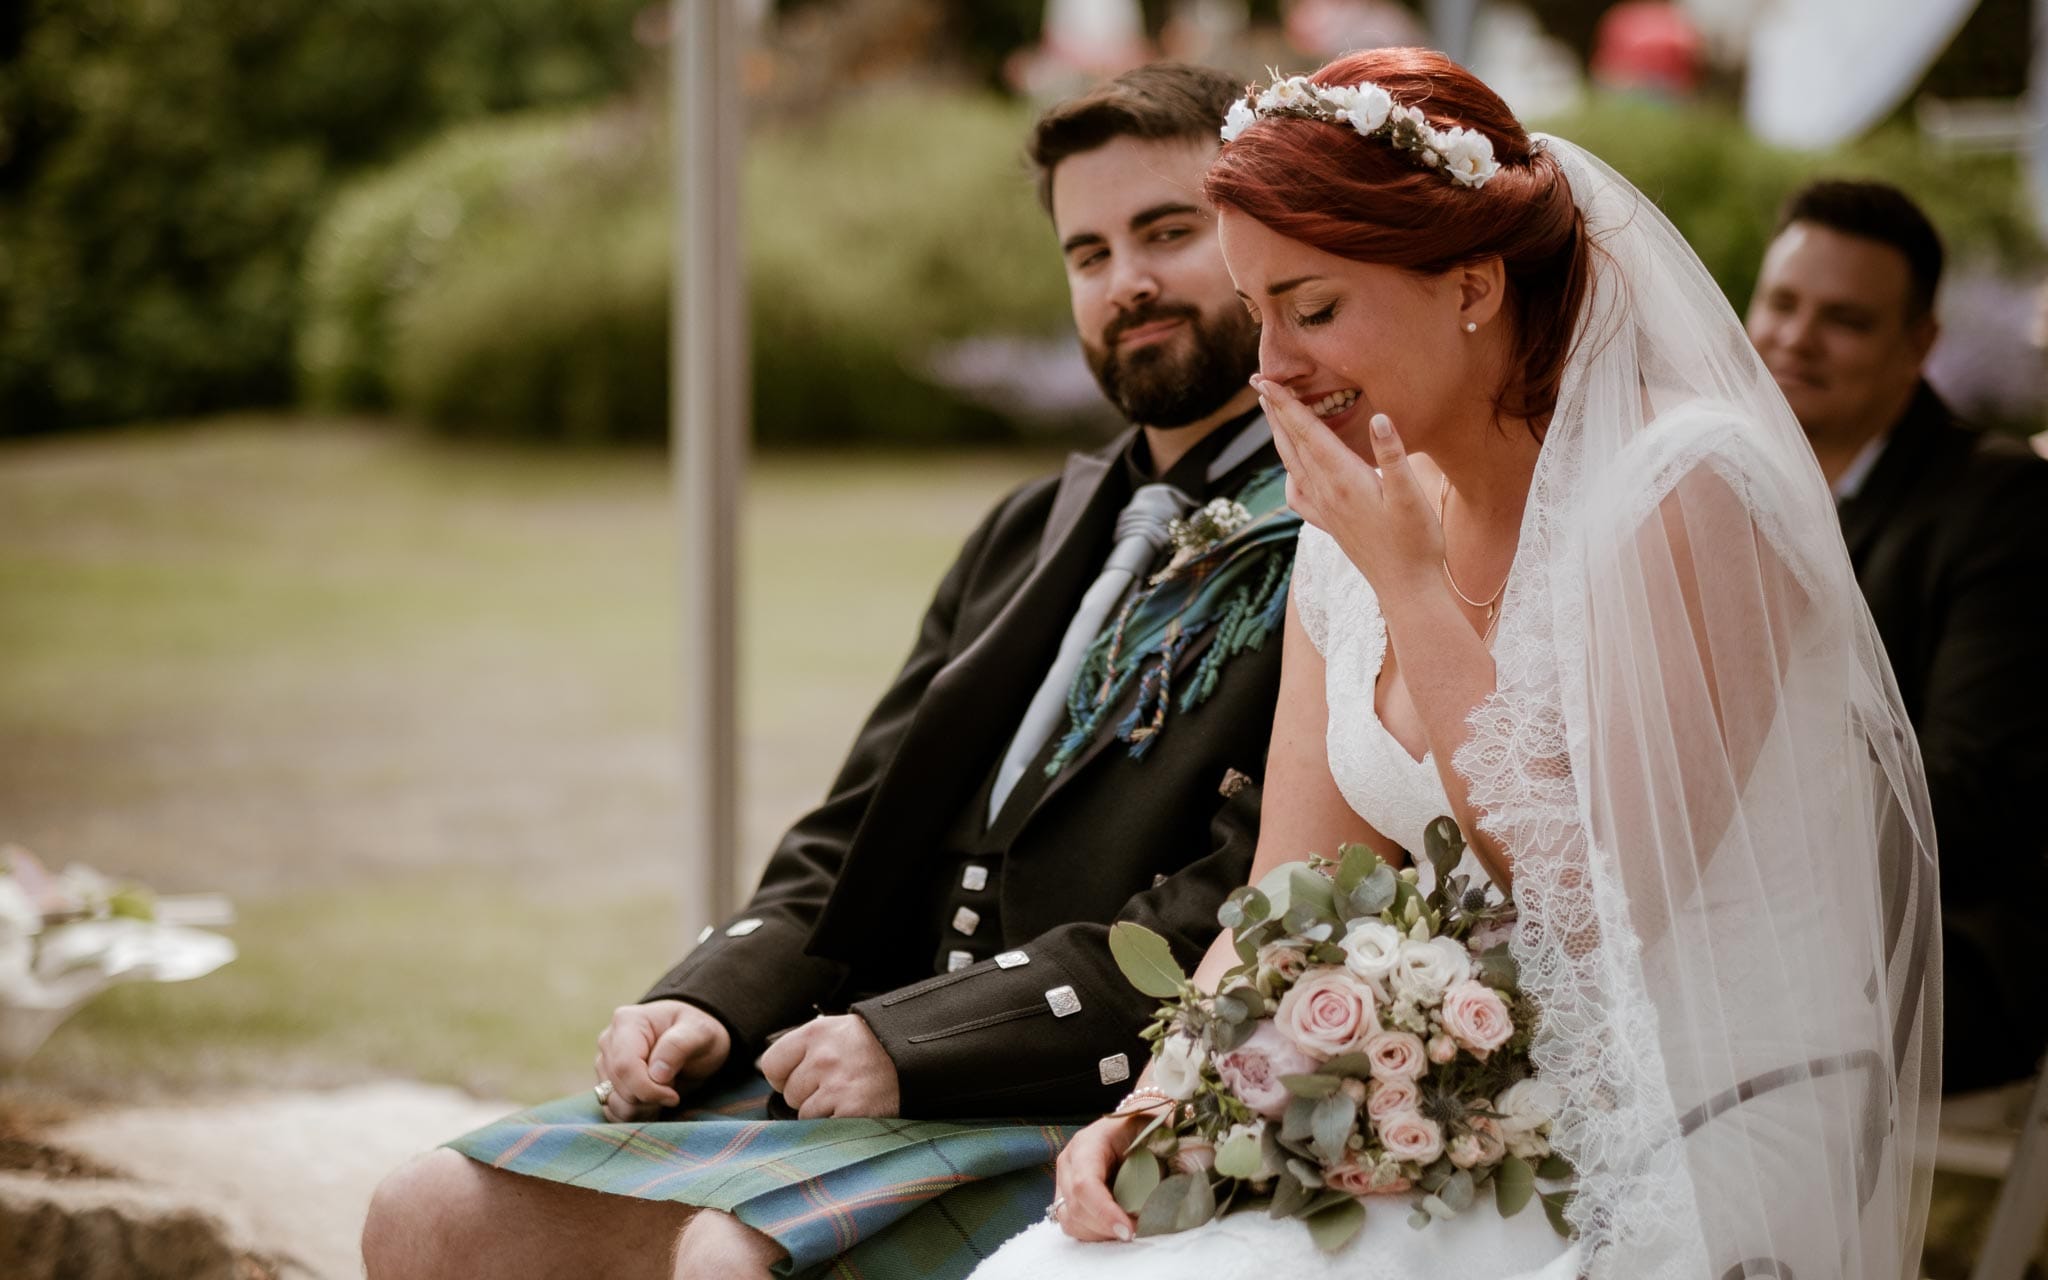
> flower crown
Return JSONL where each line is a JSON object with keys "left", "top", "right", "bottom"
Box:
{"left": 1220, "top": 74, "right": 1502, "bottom": 189}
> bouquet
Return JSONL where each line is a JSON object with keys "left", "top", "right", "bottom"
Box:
{"left": 1107, "top": 817, "right": 1573, "bottom": 1253}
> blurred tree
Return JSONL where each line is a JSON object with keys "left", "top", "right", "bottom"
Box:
{"left": 0, "top": 0, "right": 648, "bottom": 433}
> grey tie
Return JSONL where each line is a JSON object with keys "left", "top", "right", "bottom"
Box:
{"left": 986, "top": 482, "right": 1187, "bottom": 825}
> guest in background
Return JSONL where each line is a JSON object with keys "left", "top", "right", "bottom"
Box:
{"left": 1748, "top": 178, "right": 2048, "bottom": 1092}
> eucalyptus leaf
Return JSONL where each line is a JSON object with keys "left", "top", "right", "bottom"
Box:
{"left": 1215, "top": 1131, "right": 1264, "bottom": 1180}
{"left": 1542, "top": 1189, "right": 1576, "bottom": 1238}
{"left": 1173, "top": 1171, "right": 1219, "bottom": 1231}
{"left": 1348, "top": 865, "right": 1397, "bottom": 917}
{"left": 1306, "top": 1198, "right": 1366, "bottom": 1253}
{"left": 1440, "top": 1168, "right": 1476, "bottom": 1213}
{"left": 1476, "top": 943, "right": 1520, "bottom": 990}
{"left": 1215, "top": 993, "right": 1250, "bottom": 1024}
{"left": 1537, "top": 1153, "right": 1575, "bottom": 1182}
{"left": 1217, "top": 898, "right": 1246, "bottom": 931}
{"left": 1210, "top": 1015, "right": 1255, "bottom": 1053}
{"left": 1311, "top": 1091, "right": 1358, "bottom": 1164}
{"left": 1113, "top": 1149, "right": 1163, "bottom": 1215}
{"left": 1285, "top": 1157, "right": 1325, "bottom": 1189}
{"left": 1282, "top": 1097, "right": 1317, "bottom": 1143}
{"left": 1270, "top": 1169, "right": 1312, "bottom": 1219}
{"left": 1280, "top": 1072, "right": 1341, "bottom": 1099}
{"left": 1336, "top": 844, "right": 1380, "bottom": 895}
{"left": 1319, "top": 1052, "right": 1374, "bottom": 1079}
{"left": 1235, "top": 933, "right": 1260, "bottom": 966}
{"left": 1286, "top": 865, "right": 1339, "bottom": 921}
{"left": 1494, "top": 1154, "right": 1536, "bottom": 1217}
{"left": 1283, "top": 902, "right": 1326, "bottom": 936}
{"left": 1423, "top": 815, "right": 1464, "bottom": 884}
{"left": 1109, "top": 922, "right": 1188, "bottom": 999}
{"left": 1136, "top": 1173, "right": 1194, "bottom": 1238}
{"left": 1408, "top": 1208, "right": 1432, "bottom": 1229}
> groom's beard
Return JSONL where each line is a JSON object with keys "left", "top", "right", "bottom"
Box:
{"left": 1083, "top": 301, "right": 1260, "bottom": 429}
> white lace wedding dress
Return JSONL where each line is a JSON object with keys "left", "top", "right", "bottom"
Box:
{"left": 968, "top": 524, "right": 1581, "bottom": 1280}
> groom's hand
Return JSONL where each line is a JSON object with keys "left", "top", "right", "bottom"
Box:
{"left": 757, "top": 1014, "right": 901, "bottom": 1118}
{"left": 595, "top": 999, "right": 730, "bottom": 1122}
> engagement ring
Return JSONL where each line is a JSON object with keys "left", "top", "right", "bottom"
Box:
{"left": 594, "top": 1080, "right": 615, "bottom": 1105}
{"left": 1044, "top": 1195, "right": 1066, "bottom": 1224}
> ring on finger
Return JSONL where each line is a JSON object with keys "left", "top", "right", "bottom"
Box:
{"left": 594, "top": 1079, "right": 615, "bottom": 1105}
{"left": 1044, "top": 1194, "right": 1067, "bottom": 1224}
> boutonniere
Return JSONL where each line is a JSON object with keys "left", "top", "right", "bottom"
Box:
{"left": 1155, "top": 498, "right": 1254, "bottom": 582}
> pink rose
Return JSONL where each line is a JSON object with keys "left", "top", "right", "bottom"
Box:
{"left": 1257, "top": 941, "right": 1309, "bottom": 983}
{"left": 1363, "top": 1028, "right": 1427, "bottom": 1081}
{"left": 1172, "top": 1138, "right": 1217, "bottom": 1175}
{"left": 1377, "top": 1110, "right": 1444, "bottom": 1165}
{"left": 1215, "top": 1022, "right": 1319, "bottom": 1118}
{"left": 1427, "top": 1033, "right": 1459, "bottom": 1064}
{"left": 1366, "top": 1077, "right": 1419, "bottom": 1122}
{"left": 1447, "top": 1115, "right": 1506, "bottom": 1169}
{"left": 1323, "top": 1155, "right": 1384, "bottom": 1197}
{"left": 1439, "top": 980, "right": 1513, "bottom": 1059}
{"left": 1274, "top": 968, "right": 1377, "bottom": 1060}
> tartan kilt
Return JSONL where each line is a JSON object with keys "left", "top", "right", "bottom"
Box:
{"left": 445, "top": 1075, "right": 1083, "bottom": 1279}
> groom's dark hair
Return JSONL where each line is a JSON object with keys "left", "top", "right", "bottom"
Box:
{"left": 1028, "top": 63, "right": 1243, "bottom": 214}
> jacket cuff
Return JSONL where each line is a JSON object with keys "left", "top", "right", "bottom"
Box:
{"left": 641, "top": 914, "right": 848, "bottom": 1059}
{"left": 854, "top": 935, "right": 1150, "bottom": 1120}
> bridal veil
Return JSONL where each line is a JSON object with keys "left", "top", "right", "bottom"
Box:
{"left": 1454, "top": 138, "right": 1941, "bottom": 1280}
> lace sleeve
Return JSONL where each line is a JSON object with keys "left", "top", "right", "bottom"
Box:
{"left": 1289, "top": 523, "right": 1337, "bottom": 655}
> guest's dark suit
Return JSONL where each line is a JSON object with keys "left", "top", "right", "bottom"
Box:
{"left": 644, "top": 421, "right": 1291, "bottom": 1117}
{"left": 1836, "top": 382, "right": 2048, "bottom": 1091}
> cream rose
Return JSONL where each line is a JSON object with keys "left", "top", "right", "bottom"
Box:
{"left": 1215, "top": 1022, "right": 1319, "bottom": 1119}
{"left": 1391, "top": 936, "right": 1473, "bottom": 1003}
{"left": 1365, "top": 1077, "right": 1419, "bottom": 1122}
{"left": 1363, "top": 1028, "right": 1428, "bottom": 1081}
{"left": 1172, "top": 1137, "right": 1217, "bottom": 1175}
{"left": 1427, "top": 1033, "right": 1459, "bottom": 1064}
{"left": 1435, "top": 126, "right": 1501, "bottom": 188}
{"left": 1440, "top": 980, "right": 1514, "bottom": 1058}
{"left": 1220, "top": 99, "right": 1256, "bottom": 144}
{"left": 1153, "top": 1033, "right": 1206, "bottom": 1101}
{"left": 1495, "top": 1077, "right": 1561, "bottom": 1159}
{"left": 1377, "top": 1110, "right": 1444, "bottom": 1165}
{"left": 1340, "top": 918, "right": 1403, "bottom": 990}
{"left": 1274, "top": 968, "right": 1377, "bottom": 1060}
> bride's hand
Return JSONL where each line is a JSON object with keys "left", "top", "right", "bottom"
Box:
{"left": 1257, "top": 377, "right": 1444, "bottom": 610}
{"left": 1052, "top": 1109, "right": 1149, "bottom": 1242}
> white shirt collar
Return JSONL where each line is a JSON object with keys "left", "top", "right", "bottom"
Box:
{"left": 1832, "top": 433, "right": 1888, "bottom": 502}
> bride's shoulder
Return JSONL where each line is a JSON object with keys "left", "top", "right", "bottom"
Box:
{"left": 1585, "top": 399, "right": 1821, "bottom": 532}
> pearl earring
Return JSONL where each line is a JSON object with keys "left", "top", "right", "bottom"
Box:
{"left": 1463, "top": 321, "right": 1478, "bottom": 333}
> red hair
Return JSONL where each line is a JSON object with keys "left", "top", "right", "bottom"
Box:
{"left": 1205, "top": 48, "right": 1590, "bottom": 426}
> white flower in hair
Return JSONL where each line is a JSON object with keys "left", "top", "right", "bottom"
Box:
{"left": 1436, "top": 126, "right": 1502, "bottom": 188}
{"left": 1220, "top": 99, "right": 1256, "bottom": 143}
{"left": 1261, "top": 75, "right": 1316, "bottom": 112}
{"left": 1327, "top": 82, "right": 1393, "bottom": 134}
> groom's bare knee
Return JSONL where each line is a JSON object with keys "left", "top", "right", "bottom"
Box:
{"left": 363, "top": 1149, "right": 488, "bottom": 1278}
{"left": 671, "top": 1210, "right": 786, "bottom": 1280}
{"left": 364, "top": 1148, "right": 695, "bottom": 1280}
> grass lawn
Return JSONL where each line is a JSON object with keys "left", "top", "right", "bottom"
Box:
{"left": 0, "top": 415, "right": 1050, "bottom": 1103}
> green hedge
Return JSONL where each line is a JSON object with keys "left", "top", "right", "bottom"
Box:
{"left": 0, "top": 0, "right": 647, "bottom": 434}
{"left": 304, "top": 89, "right": 1074, "bottom": 445}
{"left": 1535, "top": 97, "right": 2041, "bottom": 310}
{"left": 303, "top": 88, "right": 2040, "bottom": 446}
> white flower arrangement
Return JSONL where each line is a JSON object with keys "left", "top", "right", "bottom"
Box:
{"left": 1219, "top": 74, "right": 1502, "bottom": 190}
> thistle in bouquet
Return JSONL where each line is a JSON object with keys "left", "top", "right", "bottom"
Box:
{"left": 1106, "top": 816, "right": 1575, "bottom": 1253}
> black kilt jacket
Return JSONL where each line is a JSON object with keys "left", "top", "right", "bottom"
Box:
{"left": 643, "top": 426, "right": 1294, "bottom": 1118}
{"left": 1837, "top": 383, "right": 2048, "bottom": 1091}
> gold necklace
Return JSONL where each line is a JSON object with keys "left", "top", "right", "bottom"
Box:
{"left": 1437, "top": 475, "right": 1507, "bottom": 641}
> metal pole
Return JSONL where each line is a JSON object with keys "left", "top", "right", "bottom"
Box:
{"left": 673, "top": 0, "right": 745, "bottom": 933}
{"left": 1428, "top": 0, "right": 1481, "bottom": 67}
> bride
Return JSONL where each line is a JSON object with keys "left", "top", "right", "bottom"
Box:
{"left": 972, "top": 48, "right": 1939, "bottom": 1280}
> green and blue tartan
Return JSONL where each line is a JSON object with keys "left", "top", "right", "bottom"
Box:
{"left": 446, "top": 1076, "right": 1084, "bottom": 1279}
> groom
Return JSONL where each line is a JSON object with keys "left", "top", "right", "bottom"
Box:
{"left": 364, "top": 63, "right": 1296, "bottom": 1280}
